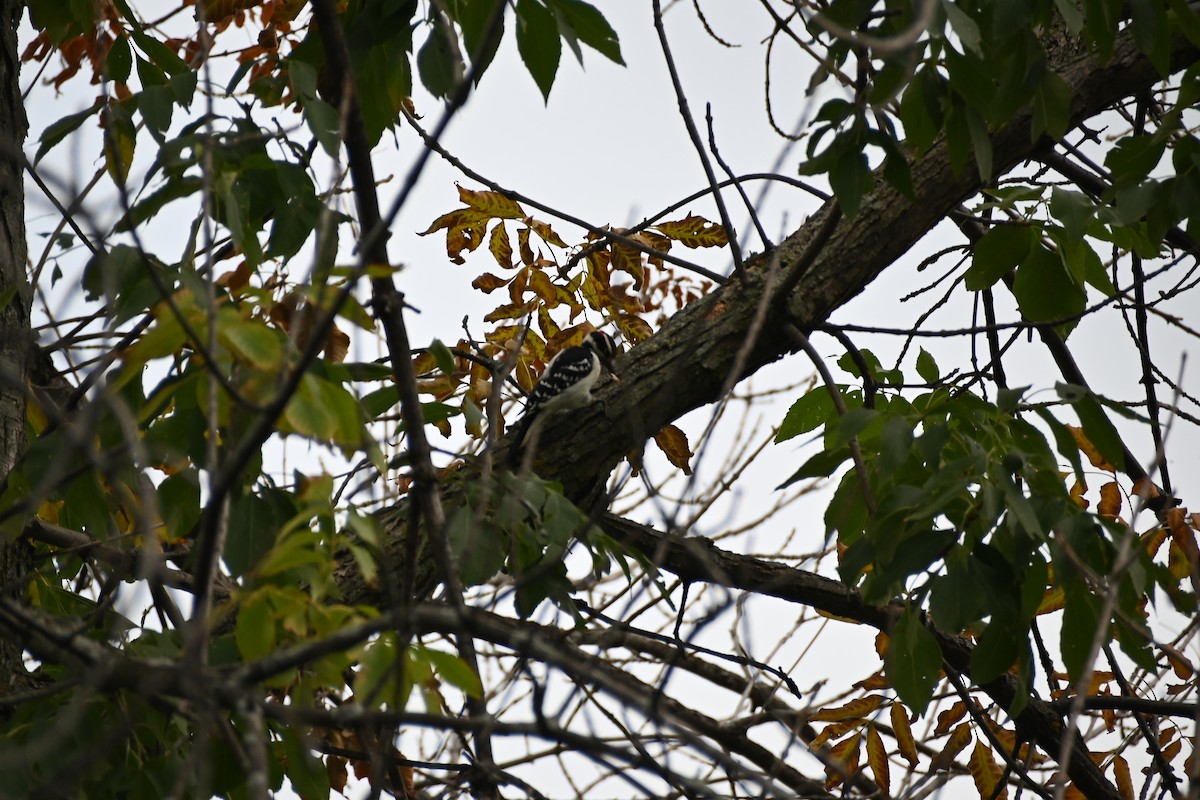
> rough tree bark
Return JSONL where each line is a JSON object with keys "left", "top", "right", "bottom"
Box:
{"left": 0, "top": 0, "right": 31, "bottom": 697}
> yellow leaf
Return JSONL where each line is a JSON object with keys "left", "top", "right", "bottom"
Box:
{"left": 890, "top": 702, "right": 919, "bottom": 768}
{"left": 484, "top": 301, "right": 537, "bottom": 322}
{"left": 1066, "top": 424, "right": 1115, "bottom": 471}
{"left": 810, "top": 718, "right": 862, "bottom": 749}
{"left": 654, "top": 214, "right": 729, "bottom": 248}
{"left": 866, "top": 723, "right": 891, "bottom": 797}
{"left": 528, "top": 268, "right": 562, "bottom": 307}
{"left": 1097, "top": 481, "right": 1122, "bottom": 519}
{"left": 457, "top": 184, "right": 525, "bottom": 219}
{"left": 810, "top": 695, "right": 886, "bottom": 723}
{"left": 931, "top": 722, "right": 972, "bottom": 770}
{"left": 615, "top": 313, "right": 653, "bottom": 344}
{"left": 517, "top": 226, "right": 535, "bottom": 266}
{"left": 1037, "top": 586, "right": 1065, "bottom": 615}
{"left": 524, "top": 217, "right": 567, "bottom": 247}
{"left": 489, "top": 223, "right": 514, "bottom": 269}
{"left": 968, "top": 740, "right": 1007, "bottom": 800}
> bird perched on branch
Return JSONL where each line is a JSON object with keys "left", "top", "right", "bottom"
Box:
{"left": 508, "top": 330, "right": 619, "bottom": 455}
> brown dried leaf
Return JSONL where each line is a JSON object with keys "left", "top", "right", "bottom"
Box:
{"left": 324, "top": 323, "right": 349, "bottom": 363}
{"left": 472, "top": 272, "right": 512, "bottom": 293}
{"left": 327, "top": 754, "right": 349, "bottom": 794}
{"left": 1112, "top": 755, "right": 1133, "bottom": 800}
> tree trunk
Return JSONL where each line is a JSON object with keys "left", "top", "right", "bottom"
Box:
{"left": 0, "top": 0, "right": 32, "bottom": 695}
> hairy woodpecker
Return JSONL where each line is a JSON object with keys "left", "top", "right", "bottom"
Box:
{"left": 509, "top": 330, "right": 619, "bottom": 451}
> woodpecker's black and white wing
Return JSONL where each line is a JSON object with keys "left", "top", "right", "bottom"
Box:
{"left": 509, "top": 331, "right": 618, "bottom": 451}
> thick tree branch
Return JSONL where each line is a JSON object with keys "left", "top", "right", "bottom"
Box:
{"left": 506, "top": 28, "right": 1199, "bottom": 504}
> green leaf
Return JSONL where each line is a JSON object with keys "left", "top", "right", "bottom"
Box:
{"left": 1081, "top": 0, "right": 1120, "bottom": 59}
{"left": 966, "top": 107, "right": 992, "bottom": 181}
{"left": 422, "top": 647, "right": 485, "bottom": 698}
{"left": 235, "top": 590, "right": 276, "bottom": 662}
{"left": 547, "top": 0, "right": 624, "bottom": 64}
{"left": 1106, "top": 133, "right": 1168, "bottom": 188}
{"left": 430, "top": 338, "right": 457, "bottom": 376}
{"left": 446, "top": 506, "right": 507, "bottom": 585}
{"left": 915, "top": 348, "right": 939, "bottom": 383}
{"left": 1050, "top": 188, "right": 1095, "bottom": 242}
{"left": 106, "top": 35, "right": 132, "bottom": 82}
{"left": 965, "top": 224, "right": 1033, "bottom": 290}
{"left": 776, "top": 388, "right": 835, "bottom": 443}
{"left": 448, "top": 0, "right": 506, "bottom": 82}
{"left": 516, "top": 0, "right": 561, "bottom": 100}
{"left": 1031, "top": 71, "right": 1072, "bottom": 142}
{"left": 885, "top": 607, "right": 943, "bottom": 713}
{"left": 1012, "top": 244, "right": 1086, "bottom": 331}
{"left": 829, "top": 148, "right": 873, "bottom": 218}
{"left": 777, "top": 447, "right": 850, "bottom": 487}
{"left": 1131, "top": 0, "right": 1171, "bottom": 76}
{"left": 1061, "top": 584, "right": 1103, "bottom": 680}
{"left": 280, "top": 726, "right": 330, "bottom": 800}
{"left": 218, "top": 314, "right": 284, "bottom": 370}
{"left": 827, "top": 407, "right": 878, "bottom": 449}
{"left": 941, "top": 0, "right": 982, "bottom": 54}
{"left": 35, "top": 101, "right": 103, "bottom": 164}
{"left": 418, "top": 17, "right": 461, "bottom": 98}
{"left": 970, "top": 620, "right": 1024, "bottom": 683}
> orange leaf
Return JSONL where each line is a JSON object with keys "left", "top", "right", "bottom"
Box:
{"left": 654, "top": 424, "right": 693, "bottom": 475}
{"left": 1069, "top": 479, "right": 1089, "bottom": 509}
{"left": 968, "top": 740, "right": 1007, "bottom": 800}
{"left": 1097, "top": 481, "right": 1122, "bottom": 519}
{"left": 931, "top": 722, "right": 972, "bottom": 770}
{"left": 1066, "top": 424, "right": 1115, "bottom": 471}
{"left": 1112, "top": 755, "right": 1133, "bottom": 800}
{"left": 457, "top": 184, "right": 525, "bottom": 219}
{"left": 891, "top": 703, "right": 919, "bottom": 768}
{"left": 326, "top": 754, "right": 349, "bottom": 793}
{"left": 866, "top": 723, "right": 891, "bottom": 797}
{"left": 810, "top": 695, "right": 886, "bottom": 723}
{"left": 934, "top": 701, "right": 969, "bottom": 735}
